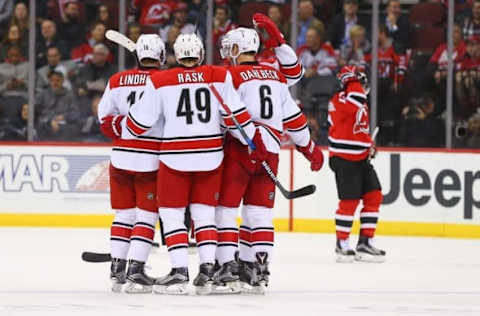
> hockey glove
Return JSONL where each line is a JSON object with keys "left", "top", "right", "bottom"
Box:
{"left": 252, "top": 13, "right": 286, "bottom": 49}
{"left": 249, "top": 129, "right": 268, "bottom": 163}
{"left": 100, "top": 115, "right": 124, "bottom": 140}
{"left": 297, "top": 139, "right": 324, "bottom": 171}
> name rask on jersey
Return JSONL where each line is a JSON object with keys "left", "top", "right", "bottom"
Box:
{"left": 177, "top": 72, "right": 205, "bottom": 83}
{"left": 240, "top": 69, "right": 280, "bottom": 81}
{"left": 118, "top": 74, "right": 148, "bottom": 86}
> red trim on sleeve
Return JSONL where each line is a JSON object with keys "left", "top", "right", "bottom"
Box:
{"left": 283, "top": 113, "right": 308, "bottom": 130}
{"left": 126, "top": 116, "right": 148, "bottom": 136}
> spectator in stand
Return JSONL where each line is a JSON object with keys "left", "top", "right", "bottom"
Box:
{"left": 328, "top": 0, "right": 369, "bottom": 51}
{"left": 339, "top": 24, "right": 370, "bottom": 67}
{"left": 9, "top": 2, "right": 29, "bottom": 34}
{"left": 398, "top": 94, "right": 445, "bottom": 147}
{"left": 0, "top": 46, "right": 28, "bottom": 101}
{"left": 297, "top": 26, "right": 337, "bottom": 79}
{"left": 125, "top": 23, "right": 142, "bottom": 69}
{"left": 75, "top": 43, "right": 116, "bottom": 101}
{"left": 36, "top": 46, "right": 75, "bottom": 94}
{"left": 79, "top": 94, "right": 108, "bottom": 142}
{"left": 459, "top": 0, "right": 480, "bottom": 39}
{"left": 461, "top": 112, "right": 480, "bottom": 148}
{"left": 297, "top": 0, "right": 325, "bottom": 48}
{"left": 363, "top": 24, "right": 406, "bottom": 146}
{"left": 188, "top": 0, "right": 206, "bottom": 39}
{"left": 213, "top": 4, "right": 236, "bottom": 65}
{"left": 164, "top": 23, "right": 181, "bottom": 68}
{"left": 71, "top": 22, "right": 114, "bottom": 65}
{"left": 0, "top": 101, "right": 30, "bottom": 140}
{"left": 0, "top": 0, "right": 13, "bottom": 38}
{"left": 131, "top": 0, "right": 175, "bottom": 28}
{"left": 382, "top": 0, "right": 411, "bottom": 53}
{"left": 36, "top": 19, "right": 68, "bottom": 68}
{"left": 267, "top": 4, "right": 290, "bottom": 42}
{"left": 455, "top": 35, "right": 480, "bottom": 118}
{"left": 159, "top": 2, "right": 196, "bottom": 43}
{"left": 96, "top": 4, "right": 116, "bottom": 30}
{"left": 58, "top": 1, "right": 85, "bottom": 53}
{"left": 36, "top": 70, "right": 79, "bottom": 141}
{"left": 0, "top": 24, "right": 28, "bottom": 62}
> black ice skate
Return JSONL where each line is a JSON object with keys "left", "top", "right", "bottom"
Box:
{"left": 193, "top": 263, "right": 216, "bottom": 295}
{"left": 255, "top": 252, "right": 270, "bottom": 287}
{"left": 110, "top": 258, "right": 127, "bottom": 293}
{"left": 213, "top": 260, "right": 240, "bottom": 294}
{"left": 153, "top": 267, "right": 189, "bottom": 295}
{"left": 335, "top": 239, "right": 356, "bottom": 263}
{"left": 355, "top": 236, "right": 386, "bottom": 263}
{"left": 124, "top": 260, "right": 155, "bottom": 293}
{"left": 239, "top": 259, "right": 264, "bottom": 295}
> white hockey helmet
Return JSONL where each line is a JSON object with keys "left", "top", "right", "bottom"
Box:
{"left": 173, "top": 33, "right": 204, "bottom": 65}
{"left": 136, "top": 34, "right": 166, "bottom": 65}
{"left": 220, "top": 27, "right": 260, "bottom": 61}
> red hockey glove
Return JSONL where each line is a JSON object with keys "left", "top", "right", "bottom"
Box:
{"left": 337, "top": 65, "right": 360, "bottom": 89}
{"left": 252, "top": 13, "right": 286, "bottom": 49}
{"left": 249, "top": 129, "right": 268, "bottom": 162}
{"left": 297, "top": 139, "right": 324, "bottom": 171}
{"left": 100, "top": 115, "right": 124, "bottom": 140}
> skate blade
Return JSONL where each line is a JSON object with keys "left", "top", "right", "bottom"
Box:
{"left": 153, "top": 283, "right": 188, "bottom": 295}
{"left": 240, "top": 282, "right": 265, "bottom": 295}
{"left": 111, "top": 281, "right": 124, "bottom": 293}
{"left": 195, "top": 282, "right": 213, "bottom": 295}
{"left": 124, "top": 281, "right": 153, "bottom": 294}
{"left": 336, "top": 254, "right": 355, "bottom": 263}
{"left": 213, "top": 281, "right": 241, "bottom": 294}
{"left": 355, "top": 252, "right": 385, "bottom": 263}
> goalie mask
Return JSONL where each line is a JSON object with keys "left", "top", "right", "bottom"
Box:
{"left": 136, "top": 34, "right": 166, "bottom": 65}
{"left": 173, "top": 33, "right": 204, "bottom": 65}
{"left": 220, "top": 27, "right": 260, "bottom": 63}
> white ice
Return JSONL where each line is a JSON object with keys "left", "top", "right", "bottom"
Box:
{"left": 1, "top": 228, "right": 479, "bottom": 316}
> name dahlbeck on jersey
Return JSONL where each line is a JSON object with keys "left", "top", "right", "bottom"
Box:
{"left": 177, "top": 72, "right": 205, "bottom": 83}
{"left": 119, "top": 74, "right": 148, "bottom": 86}
{"left": 240, "top": 69, "right": 279, "bottom": 81}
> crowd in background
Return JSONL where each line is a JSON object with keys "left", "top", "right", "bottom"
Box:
{"left": 0, "top": 0, "right": 478, "bottom": 148}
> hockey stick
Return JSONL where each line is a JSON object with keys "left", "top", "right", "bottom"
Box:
{"left": 106, "top": 30, "right": 136, "bottom": 52}
{"left": 82, "top": 242, "right": 161, "bottom": 263}
{"left": 208, "top": 83, "right": 316, "bottom": 199}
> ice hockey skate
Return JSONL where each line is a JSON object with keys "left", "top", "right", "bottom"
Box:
{"left": 335, "top": 239, "right": 356, "bottom": 263}
{"left": 193, "top": 263, "right": 216, "bottom": 295}
{"left": 238, "top": 260, "right": 264, "bottom": 294}
{"left": 355, "top": 236, "right": 386, "bottom": 263}
{"left": 110, "top": 258, "right": 127, "bottom": 293}
{"left": 153, "top": 267, "right": 189, "bottom": 295}
{"left": 124, "top": 260, "right": 155, "bottom": 293}
{"left": 213, "top": 260, "right": 241, "bottom": 294}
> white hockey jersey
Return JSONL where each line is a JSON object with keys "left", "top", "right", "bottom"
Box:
{"left": 126, "top": 65, "right": 255, "bottom": 172}
{"left": 97, "top": 68, "right": 163, "bottom": 172}
{"left": 257, "top": 43, "right": 305, "bottom": 87}
{"left": 228, "top": 63, "right": 310, "bottom": 153}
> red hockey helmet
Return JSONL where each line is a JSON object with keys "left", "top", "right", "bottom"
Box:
{"left": 337, "top": 65, "right": 369, "bottom": 94}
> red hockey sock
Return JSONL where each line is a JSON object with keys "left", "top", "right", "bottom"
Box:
{"left": 335, "top": 200, "right": 360, "bottom": 240}
{"left": 360, "top": 190, "right": 382, "bottom": 238}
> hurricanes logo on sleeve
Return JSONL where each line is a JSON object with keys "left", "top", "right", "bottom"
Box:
{"left": 353, "top": 107, "right": 369, "bottom": 134}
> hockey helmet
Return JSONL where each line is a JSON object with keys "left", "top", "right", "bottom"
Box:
{"left": 220, "top": 27, "right": 260, "bottom": 61}
{"left": 337, "top": 65, "right": 370, "bottom": 94}
{"left": 173, "top": 33, "right": 204, "bottom": 65}
{"left": 136, "top": 34, "right": 166, "bottom": 65}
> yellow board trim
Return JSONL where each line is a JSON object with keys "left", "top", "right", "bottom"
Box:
{"left": 1, "top": 213, "right": 479, "bottom": 239}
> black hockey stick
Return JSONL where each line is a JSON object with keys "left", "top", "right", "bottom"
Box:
{"left": 208, "top": 83, "right": 316, "bottom": 200}
{"left": 82, "top": 242, "right": 160, "bottom": 263}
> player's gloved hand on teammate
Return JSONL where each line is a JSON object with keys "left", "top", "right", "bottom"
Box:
{"left": 297, "top": 139, "right": 324, "bottom": 171}
{"left": 252, "top": 13, "right": 286, "bottom": 49}
{"left": 249, "top": 129, "right": 268, "bottom": 162}
{"left": 100, "top": 115, "right": 124, "bottom": 140}
{"left": 337, "top": 65, "right": 360, "bottom": 89}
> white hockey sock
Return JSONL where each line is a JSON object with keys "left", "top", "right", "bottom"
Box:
{"left": 110, "top": 209, "right": 135, "bottom": 260}
{"left": 215, "top": 206, "right": 238, "bottom": 265}
{"left": 159, "top": 207, "right": 188, "bottom": 268}
{"left": 244, "top": 205, "right": 274, "bottom": 262}
{"left": 191, "top": 203, "right": 217, "bottom": 264}
{"left": 127, "top": 209, "right": 158, "bottom": 263}
{"left": 239, "top": 206, "right": 255, "bottom": 262}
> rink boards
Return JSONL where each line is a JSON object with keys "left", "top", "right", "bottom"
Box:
{"left": 0, "top": 143, "right": 479, "bottom": 238}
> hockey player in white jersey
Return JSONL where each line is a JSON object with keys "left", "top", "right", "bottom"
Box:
{"left": 214, "top": 27, "right": 324, "bottom": 294}
{"left": 125, "top": 33, "right": 267, "bottom": 295}
{"left": 97, "top": 34, "right": 166, "bottom": 293}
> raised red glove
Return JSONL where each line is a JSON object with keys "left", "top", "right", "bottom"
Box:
{"left": 297, "top": 139, "right": 324, "bottom": 171}
{"left": 100, "top": 115, "right": 124, "bottom": 140}
{"left": 252, "top": 13, "right": 286, "bottom": 49}
{"left": 249, "top": 129, "right": 268, "bottom": 162}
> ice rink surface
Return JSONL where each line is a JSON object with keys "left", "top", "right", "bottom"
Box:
{"left": 1, "top": 228, "right": 479, "bottom": 316}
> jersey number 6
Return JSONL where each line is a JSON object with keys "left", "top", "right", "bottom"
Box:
{"left": 259, "top": 85, "right": 273, "bottom": 119}
{"left": 177, "top": 88, "right": 211, "bottom": 124}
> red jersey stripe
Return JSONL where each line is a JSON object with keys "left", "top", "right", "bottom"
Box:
{"left": 160, "top": 137, "right": 223, "bottom": 151}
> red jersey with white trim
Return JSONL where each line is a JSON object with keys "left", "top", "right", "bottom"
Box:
{"left": 328, "top": 81, "right": 372, "bottom": 161}
{"left": 127, "top": 65, "right": 255, "bottom": 172}
{"left": 229, "top": 63, "right": 310, "bottom": 153}
{"left": 98, "top": 68, "right": 162, "bottom": 172}
{"left": 257, "top": 43, "right": 304, "bottom": 87}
